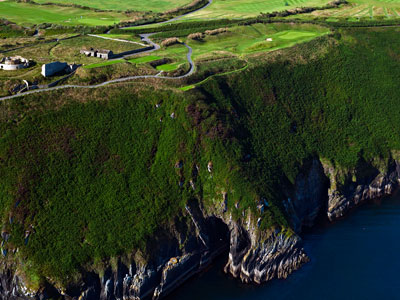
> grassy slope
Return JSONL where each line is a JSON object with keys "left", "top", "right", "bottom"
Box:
{"left": 196, "top": 27, "right": 400, "bottom": 195}
{"left": 0, "top": 85, "right": 260, "bottom": 285}
{"left": 184, "top": 24, "right": 329, "bottom": 60}
{"left": 0, "top": 1, "right": 130, "bottom": 26}
{"left": 1, "top": 26, "right": 400, "bottom": 286}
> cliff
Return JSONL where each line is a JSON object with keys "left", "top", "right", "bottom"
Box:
{"left": 1, "top": 155, "right": 398, "bottom": 300}
{"left": 1, "top": 26, "right": 400, "bottom": 300}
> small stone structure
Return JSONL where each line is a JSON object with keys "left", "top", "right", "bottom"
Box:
{"left": 80, "top": 48, "right": 114, "bottom": 60}
{"left": 0, "top": 56, "right": 30, "bottom": 71}
{"left": 41, "top": 62, "right": 78, "bottom": 77}
{"left": 97, "top": 49, "right": 113, "bottom": 60}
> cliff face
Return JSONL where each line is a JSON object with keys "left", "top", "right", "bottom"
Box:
{"left": 325, "top": 158, "right": 400, "bottom": 221}
{"left": 1, "top": 157, "right": 399, "bottom": 300}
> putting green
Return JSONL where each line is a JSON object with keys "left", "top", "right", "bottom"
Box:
{"left": 278, "top": 31, "right": 317, "bottom": 40}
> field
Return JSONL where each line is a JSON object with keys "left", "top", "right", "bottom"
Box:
{"left": 34, "top": 0, "right": 193, "bottom": 12}
{"left": 181, "top": 0, "right": 331, "bottom": 20}
{"left": 325, "top": 0, "right": 400, "bottom": 18}
{"left": 286, "top": 0, "right": 400, "bottom": 18}
{"left": 179, "top": 0, "right": 400, "bottom": 20}
{"left": 2, "top": 0, "right": 400, "bottom": 27}
{"left": 0, "top": 1, "right": 131, "bottom": 26}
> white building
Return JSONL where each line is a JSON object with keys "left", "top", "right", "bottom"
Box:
{"left": 41, "top": 62, "right": 68, "bottom": 77}
{"left": 0, "top": 56, "right": 30, "bottom": 71}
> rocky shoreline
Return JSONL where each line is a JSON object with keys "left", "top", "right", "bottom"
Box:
{"left": 1, "top": 156, "right": 399, "bottom": 300}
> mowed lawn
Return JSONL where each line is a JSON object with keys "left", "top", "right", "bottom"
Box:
{"left": 34, "top": 0, "right": 193, "bottom": 12}
{"left": 282, "top": 0, "right": 400, "bottom": 18}
{"left": 329, "top": 0, "right": 400, "bottom": 18}
{"left": 182, "top": 0, "right": 331, "bottom": 20}
{"left": 0, "top": 1, "right": 130, "bottom": 26}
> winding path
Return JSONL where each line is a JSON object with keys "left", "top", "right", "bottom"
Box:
{"left": 87, "top": 34, "right": 147, "bottom": 47}
{"left": 149, "top": 0, "right": 212, "bottom": 25}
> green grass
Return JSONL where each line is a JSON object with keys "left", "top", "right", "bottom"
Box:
{"left": 180, "top": 24, "right": 329, "bottom": 61}
{"left": 299, "top": 0, "right": 400, "bottom": 19}
{"left": 0, "top": 1, "right": 129, "bottom": 26}
{"left": 180, "top": 64, "right": 249, "bottom": 90}
{"left": 156, "top": 62, "right": 181, "bottom": 71}
{"left": 278, "top": 31, "right": 317, "bottom": 39}
{"left": 84, "top": 59, "right": 125, "bottom": 68}
{"left": 0, "top": 84, "right": 260, "bottom": 284}
{"left": 128, "top": 55, "right": 162, "bottom": 64}
{"left": 200, "top": 26, "right": 400, "bottom": 190}
{"left": 182, "top": 0, "right": 331, "bottom": 20}
{"left": 179, "top": 84, "right": 195, "bottom": 91}
{"left": 0, "top": 35, "right": 139, "bottom": 76}
{"left": 34, "top": 0, "right": 193, "bottom": 12}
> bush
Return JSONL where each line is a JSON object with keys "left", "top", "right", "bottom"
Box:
{"left": 161, "top": 37, "right": 180, "bottom": 47}
{"left": 188, "top": 32, "right": 204, "bottom": 40}
{"left": 205, "top": 28, "right": 229, "bottom": 35}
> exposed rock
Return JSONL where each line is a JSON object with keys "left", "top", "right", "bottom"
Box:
{"left": 207, "top": 161, "right": 213, "bottom": 173}
{"left": 325, "top": 159, "right": 400, "bottom": 221}
{"left": 285, "top": 158, "right": 329, "bottom": 232}
{"left": 1, "top": 157, "right": 399, "bottom": 299}
{"left": 224, "top": 222, "right": 309, "bottom": 284}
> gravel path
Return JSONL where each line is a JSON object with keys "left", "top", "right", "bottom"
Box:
{"left": 87, "top": 34, "right": 147, "bottom": 47}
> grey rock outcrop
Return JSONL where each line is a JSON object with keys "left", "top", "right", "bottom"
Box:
{"left": 224, "top": 223, "right": 309, "bottom": 284}
{"left": 285, "top": 158, "right": 329, "bottom": 232}
{"left": 325, "top": 159, "right": 400, "bottom": 221}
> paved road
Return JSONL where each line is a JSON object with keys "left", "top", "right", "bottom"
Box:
{"left": 88, "top": 34, "right": 146, "bottom": 46}
{"left": 147, "top": 0, "right": 212, "bottom": 25}
{"left": 121, "top": 0, "right": 213, "bottom": 30}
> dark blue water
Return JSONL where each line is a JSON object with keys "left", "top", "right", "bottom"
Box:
{"left": 170, "top": 191, "right": 400, "bottom": 300}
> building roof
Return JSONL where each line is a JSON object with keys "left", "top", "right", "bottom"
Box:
{"left": 0, "top": 56, "right": 29, "bottom": 65}
{"left": 97, "top": 49, "right": 112, "bottom": 54}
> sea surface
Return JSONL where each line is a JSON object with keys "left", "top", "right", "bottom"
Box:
{"left": 169, "top": 191, "right": 400, "bottom": 300}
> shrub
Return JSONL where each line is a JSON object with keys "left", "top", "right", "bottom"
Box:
{"left": 188, "top": 32, "right": 204, "bottom": 40}
{"left": 161, "top": 37, "right": 180, "bottom": 47}
{"left": 205, "top": 28, "right": 229, "bottom": 36}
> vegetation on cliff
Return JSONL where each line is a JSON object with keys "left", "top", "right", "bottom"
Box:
{"left": 1, "top": 26, "right": 400, "bottom": 288}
